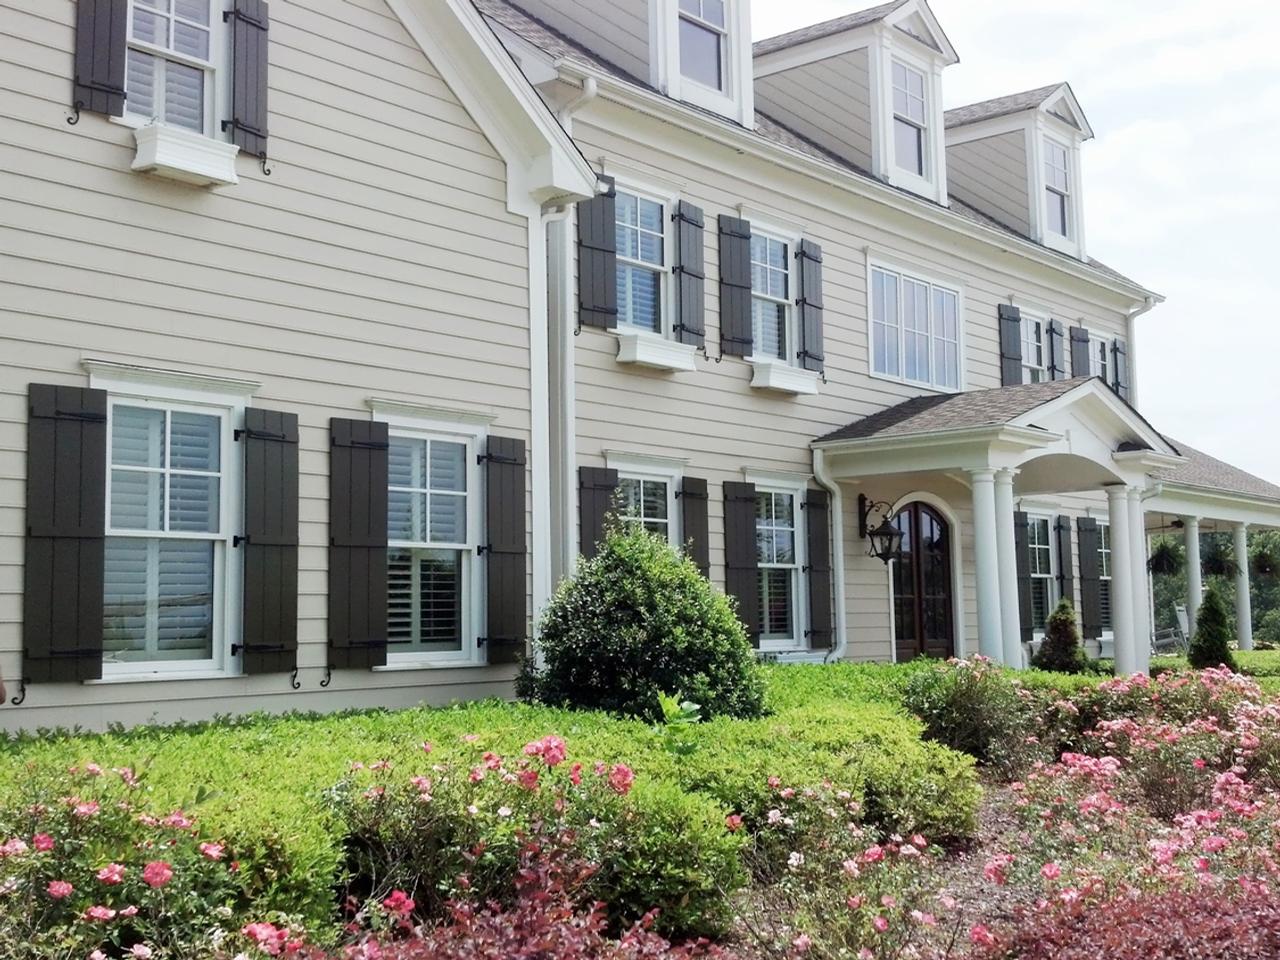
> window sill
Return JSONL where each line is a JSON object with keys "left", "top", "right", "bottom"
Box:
{"left": 131, "top": 124, "right": 240, "bottom": 187}
{"left": 749, "top": 358, "right": 819, "bottom": 395}
{"left": 87, "top": 669, "right": 234, "bottom": 685}
{"left": 373, "top": 658, "right": 487, "bottom": 673}
{"left": 758, "top": 649, "right": 828, "bottom": 664}
{"left": 614, "top": 330, "right": 698, "bottom": 372}
{"left": 867, "top": 369, "right": 960, "bottom": 395}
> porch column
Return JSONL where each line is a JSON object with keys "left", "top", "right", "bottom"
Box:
{"left": 970, "top": 469, "right": 1004, "bottom": 662}
{"left": 1184, "top": 516, "right": 1203, "bottom": 635}
{"left": 1128, "top": 488, "right": 1151, "bottom": 674}
{"left": 994, "top": 469, "right": 1023, "bottom": 668}
{"left": 1108, "top": 486, "right": 1138, "bottom": 675}
{"left": 1235, "top": 523, "right": 1254, "bottom": 651}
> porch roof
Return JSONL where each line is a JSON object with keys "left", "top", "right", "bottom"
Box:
{"left": 1155, "top": 441, "right": 1280, "bottom": 505}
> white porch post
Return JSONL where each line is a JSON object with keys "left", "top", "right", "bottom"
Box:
{"left": 1128, "top": 488, "right": 1151, "bottom": 674}
{"left": 970, "top": 469, "right": 1005, "bottom": 662}
{"left": 1108, "top": 486, "right": 1138, "bottom": 675}
{"left": 994, "top": 469, "right": 1023, "bottom": 668}
{"left": 1235, "top": 522, "right": 1254, "bottom": 651}
{"left": 1184, "top": 516, "right": 1203, "bottom": 635}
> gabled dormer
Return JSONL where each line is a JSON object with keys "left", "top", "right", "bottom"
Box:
{"left": 945, "top": 83, "right": 1094, "bottom": 260}
{"left": 753, "top": 0, "right": 958, "bottom": 205}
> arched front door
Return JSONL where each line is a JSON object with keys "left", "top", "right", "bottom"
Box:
{"left": 891, "top": 502, "right": 955, "bottom": 661}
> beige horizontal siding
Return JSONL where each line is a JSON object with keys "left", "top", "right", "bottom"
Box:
{"left": 516, "top": 0, "right": 651, "bottom": 84}
{"left": 755, "top": 49, "right": 874, "bottom": 173}
{"left": 946, "top": 131, "right": 1032, "bottom": 239}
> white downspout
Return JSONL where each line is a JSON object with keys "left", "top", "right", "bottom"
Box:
{"left": 1125, "top": 296, "right": 1157, "bottom": 406}
{"left": 812, "top": 448, "right": 849, "bottom": 662}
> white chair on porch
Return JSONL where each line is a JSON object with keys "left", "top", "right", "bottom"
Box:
{"left": 1152, "top": 604, "right": 1190, "bottom": 656}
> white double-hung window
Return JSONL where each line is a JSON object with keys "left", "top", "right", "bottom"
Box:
{"left": 1021, "top": 315, "right": 1047, "bottom": 384}
{"left": 750, "top": 233, "right": 792, "bottom": 363}
{"left": 678, "top": 0, "right": 727, "bottom": 92}
{"left": 104, "top": 398, "right": 231, "bottom": 671}
{"left": 870, "top": 264, "right": 961, "bottom": 390}
{"left": 1098, "top": 522, "right": 1114, "bottom": 633}
{"left": 1044, "top": 139, "right": 1071, "bottom": 238}
{"left": 618, "top": 476, "right": 675, "bottom": 543}
{"left": 892, "top": 61, "right": 928, "bottom": 177}
{"left": 1026, "top": 515, "right": 1055, "bottom": 633}
{"left": 386, "top": 432, "right": 478, "bottom": 660}
{"left": 126, "top": 0, "right": 219, "bottom": 135}
{"left": 755, "top": 488, "right": 805, "bottom": 650}
{"left": 1089, "top": 336, "right": 1111, "bottom": 381}
{"left": 615, "top": 190, "right": 667, "bottom": 335}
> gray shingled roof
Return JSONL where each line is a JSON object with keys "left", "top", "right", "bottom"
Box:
{"left": 815, "top": 379, "right": 1084, "bottom": 444}
{"left": 472, "top": 0, "right": 645, "bottom": 85}
{"left": 753, "top": 0, "right": 909, "bottom": 56}
{"left": 944, "top": 84, "right": 1063, "bottom": 128}
{"left": 1157, "top": 441, "right": 1280, "bottom": 503}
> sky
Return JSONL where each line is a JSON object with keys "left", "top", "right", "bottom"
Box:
{"left": 753, "top": 0, "right": 1280, "bottom": 484}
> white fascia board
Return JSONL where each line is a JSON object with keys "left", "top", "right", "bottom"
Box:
{"left": 883, "top": 0, "right": 959, "bottom": 66}
{"left": 562, "top": 64, "right": 1157, "bottom": 307}
{"left": 944, "top": 112, "right": 1033, "bottom": 147}
{"left": 812, "top": 424, "right": 1052, "bottom": 459}
{"left": 1010, "top": 379, "right": 1178, "bottom": 456}
{"left": 1043, "top": 83, "right": 1094, "bottom": 140}
{"left": 1147, "top": 486, "right": 1280, "bottom": 529}
{"left": 387, "top": 0, "right": 597, "bottom": 210}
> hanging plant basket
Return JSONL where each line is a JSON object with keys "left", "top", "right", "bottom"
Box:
{"left": 1202, "top": 539, "right": 1239, "bottom": 579}
{"left": 1147, "top": 538, "right": 1184, "bottom": 577}
{"left": 1253, "top": 542, "right": 1280, "bottom": 580}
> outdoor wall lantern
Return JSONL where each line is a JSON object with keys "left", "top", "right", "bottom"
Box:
{"left": 858, "top": 494, "right": 904, "bottom": 565}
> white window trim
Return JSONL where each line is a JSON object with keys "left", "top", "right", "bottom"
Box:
{"left": 1019, "top": 308, "right": 1049, "bottom": 384}
{"left": 88, "top": 367, "right": 249, "bottom": 682}
{"left": 1033, "top": 122, "right": 1086, "bottom": 258}
{"left": 1025, "top": 512, "right": 1057, "bottom": 638}
{"left": 649, "top": 0, "right": 754, "bottom": 126}
{"left": 744, "top": 469, "right": 809, "bottom": 654}
{"left": 738, "top": 210, "right": 817, "bottom": 393}
{"left": 374, "top": 409, "right": 488, "bottom": 670}
{"left": 865, "top": 253, "right": 966, "bottom": 394}
{"left": 1097, "top": 519, "right": 1114, "bottom": 641}
{"left": 1089, "top": 334, "right": 1112, "bottom": 381}
{"left": 869, "top": 35, "right": 947, "bottom": 203}
{"left": 607, "top": 454, "right": 682, "bottom": 549}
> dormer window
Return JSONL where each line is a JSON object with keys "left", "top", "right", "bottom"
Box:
{"left": 1044, "top": 139, "right": 1071, "bottom": 237}
{"left": 679, "top": 0, "right": 726, "bottom": 92}
{"left": 893, "top": 61, "right": 928, "bottom": 177}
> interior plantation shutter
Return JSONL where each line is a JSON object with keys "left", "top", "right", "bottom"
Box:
{"left": 795, "top": 240, "right": 825, "bottom": 373}
{"left": 1111, "top": 341, "right": 1131, "bottom": 403}
{"left": 1076, "top": 517, "right": 1104, "bottom": 641}
{"left": 224, "top": 0, "right": 270, "bottom": 162}
{"left": 804, "top": 489, "right": 833, "bottom": 651}
{"left": 578, "top": 466, "right": 618, "bottom": 559}
{"left": 1047, "top": 320, "right": 1068, "bottom": 381}
{"left": 718, "top": 215, "right": 754, "bottom": 358}
{"left": 1054, "top": 515, "right": 1076, "bottom": 616}
{"left": 483, "top": 437, "right": 527, "bottom": 664}
{"left": 672, "top": 201, "right": 706, "bottom": 348}
{"left": 73, "top": 0, "right": 128, "bottom": 119}
{"left": 237, "top": 408, "right": 299, "bottom": 676}
{"left": 1069, "top": 325, "right": 1092, "bottom": 378}
{"left": 577, "top": 176, "right": 618, "bottom": 330}
{"left": 328, "top": 418, "right": 389, "bottom": 670}
{"left": 679, "top": 476, "right": 710, "bottom": 577}
{"left": 1014, "top": 511, "right": 1034, "bottom": 645}
{"left": 998, "top": 304, "right": 1023, "bottom": 386}
{"left": 723, "top": 481, "right": 760, "bottom": 645}
{"left": 23, "top": 384, "right": 107, "bottom": 685}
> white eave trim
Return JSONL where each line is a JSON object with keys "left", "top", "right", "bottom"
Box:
{"left": 812, "top": 423, "right": 1054, "bottom": 456}
{"left": 366, "top": 397, "right": 499, "bottom": 428}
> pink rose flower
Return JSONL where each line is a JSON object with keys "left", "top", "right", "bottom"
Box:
{"left": 791, "top": 933, "right": 811, "bottom": 953}
{"left": 517, "top": 768, "right": 540, "bottom": 791}
{"left": 1041, "top": 861, "right": 1062, "bottom": 880}
{"left": 725, "top": 814, "right": 744, "bottom": 833}
{"left": 607, "top": 763, "right": 635, "bottom": 795}
{"left": 46, "top": 880, "right": 73, "bottom": 899}
{"left": 129, "top": 946, "right": 153, "bottom": 959}
{"left": 862, "top": 845, "right": 885, "bottom": 863}
{"left": 872, "top": 915, "right": 890, "bottom": 933}
{"left": 32, "top": 833, "right": 54, "bottom": 853}
{"left": 199, "top": 842, "right": 226, "bottom": 861}
{"left": 97, "top": 863, "right": 126, "bottom": 885}
{"left": 120, "top": 905, "right": 139, "bottom": 917}
{"left": 569, "top": 762, "right": 583, "bottom": 785}
{"left": 85, "top": 905, "right": 117, "bottom": 922}
{"left": 381, "top": 889, "right": 415, "bottom": 916}
{"left": 72, "top": 801, "right": 100, "bottom": 819}
{"left": 142, "top": 861, "right": 173, "bottom": 888}
{"left": 970, "top": 923, "right": 997, "bottom": 947}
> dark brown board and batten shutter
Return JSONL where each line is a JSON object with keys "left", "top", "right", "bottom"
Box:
{"left": 796, "top": 240, "right": 825, "bottom": 373}
{"left": 1111, "top": 341, "right": 1131, "bottom": 403}
{"left": 578, "top": 177, "right": 617, "bottom": 330}
{"left": 804, "top": 489, "right": 833, "bottom": 651}
{"left": 1014, "top": 511, "right": 1034, "bottom": 645}
{"left": 723, "top": 481, "right": 759, "bottom": 645}
{"left": 1070, "top": 325, "right": 1092, "bottom": 378}
{"left": 672, "top": 201, "right": 705, "bottom": 348}
{"left": 1054, "top": 515, "right": 1075, "bottom": 617}
{"left": 328, "top": 419, "right": 389, "bottom": 670}
{"left": 718, "top": 215, "right": 754, "bottom": 358}
{"left": 1047, "top": 320, "right": 1068, "bottom": 381}
{"left": 578, "top": 466, "right": 618, "bottom": 559}
{"left": 73, "top": 0, "right": 128, "bottom": 119}
{"left": 23, "top": 384, "right": 107, "bottom": 684}
{"left": 1077, "top": 517, "right": 1103, "bottom": 641}
{"left": 998, "top": 304, "right": 1023, "bottom": 386}
{"left": 680, "top": 476, "right": 710, "bottom": 577}
{"left": 224, "top": 0, "right": 270, "bottom": 161}
{"left": 237, "top": 408, "right": 298, "bottom": 676}
{"left": 483, "top": 437, "right": 527, "bottom": 664}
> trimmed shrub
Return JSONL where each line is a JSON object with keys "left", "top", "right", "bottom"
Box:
{"left": 1189, "top": 582, "right": 1237, "bottom": 670}
{"left": 522, "top": 525, "right": 766, "bottom": 722}
{"left": 1031, "top": 599, "right": 1088, "bottom": 674}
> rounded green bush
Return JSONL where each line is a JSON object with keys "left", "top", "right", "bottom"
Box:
{"left": 1031, "top": 599, "right": 1089, "bottom": 674}
{"left": 523, "top": 525, "right": 767, "bottom": 722}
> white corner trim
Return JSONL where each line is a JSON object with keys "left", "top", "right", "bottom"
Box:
{"left": 604, "top": 449, "right": 689, "bottom": 476}
{"left": 83, "top": 359, "right": 260, "bottom": 399}
{"left": 748, "top": 359, "right": 820, "bottom": 395}
{"left": 367, "top": 398, "right": 498, "bottom": 432}
{"left": 614, "top": 330, "right": 698, "bottom": 372}
{"left": 130, "top": 124, "right": 240, "bottom": 187}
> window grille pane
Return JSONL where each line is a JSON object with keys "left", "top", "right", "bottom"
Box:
{"left": 132, "top": 7, "right": 167, "bottom": 45}
{"left": 895, "top": 118, "right": 923, "bottom": 175}
{"left": 111, "top": 469, "right": 165, "bottom": 531}
{"left": 872, "top": 269, "right": 900, "bottom": 376}
{"left": 156, "top": 539, "right": 214, "bottom": 655}
{"left": 1099, "top": 580, "right": 1113, "bottom": 630}
{"left": 104, "top": 539, "right": 149, "bottom": 656}
{"left": 759, "top": 568, "right": 794, "bottom": 639}
{"left": 429, "top": 441, "right": 467, "bottom": 493}
{"left": 617, "top": 264, "right": 661, "bottom": 332}
{"left": 387, "top": 491, "right": 422, "bottom": 543}
{"left": 773, "top": 528, "right": 795, "bottom": 564}
{"left": 387, "top": 548, "right": 463, "bottom": 653}
{"left": 174, "top": 0, "right": 208, "bottom": 25}
{"left": 903, "top": 278, "right": 930, "bottom": 382}
{"left": 619, "top": 477, "right": 642, "bottom": 518}
{"left": 1030, "top": 578, "right": 1050, "bottom": 630}
{"left": 126, "top": 49, "right": 158, "bottom": 119}
{"left": 642, "top": 480, "right": 668, "bottom": 520}
{"left": 428, "top": 492, "right": 466, "bottom": 544}
{"left": 113, "top": 406, "right": 166, "bottom": 468}
{"left": 389, "top": 437, "right": 424, "bottom": 489}
{"left": 679, "top": 17, "right": 723, "bottom": 90}
{"left": 752, "top": 298, "right": 787, "bottom": 360}
{"left": 169, "top": 411, "right": 219, "bottom": 471}
{"left": 103, "top": 537, "right": 214, "bottom": 662}
{"left": 168, "top": 474, "right": 219, "bottom": 533}
{"left": 173, "top": 19, "right": 209, "bottom": 59}
{"left": 1047, "top": 191, "right": 1068, "bottom": 236}
{"left": 163, "top": 60, "right": 204, "bottom": 132}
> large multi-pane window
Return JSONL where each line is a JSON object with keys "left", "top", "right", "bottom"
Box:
{"left": 104, "top": 401, "right": 226, "bottom": 667}
{"left": 387, "top": 435, "right": 471, "bottom": 656}
{"left": 750, "top": 234, "right": 792, "bottom": 362}
{"left": 615, "top": 191, "right": 666, "bottom": 334}
{"left": 1027, "top": 516, "right": 1055, "bottom": 632}
{"left": 1098, "top": 522, "right": 1113, "bottom": 632}
{"left": 126, "top": 0, "right": 215, "bottom": 134}
{"left": 756, "top": 490, "right": 801, "bottom": 647}
{"left": 870, "top": 266, "right": 960, "bottom": 390}
{"left": 1044, "top": 140, "right": 1071, "bottom": 237}
{"left": 618, "top": 476, "right": 673, "bottom": 543}
{"left": 1021, "top": 315, "right": 1046, "bottom": 383}
{"left": 892, "top": 61, "right": 928, "bottom": 177}
{"left": 678, "top": 0, "right": 727, "bottom": 92}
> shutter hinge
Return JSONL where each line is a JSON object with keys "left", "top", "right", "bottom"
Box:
{"left": 9, "top": 676, "right": 28, "bottom": 706}
{"left": 477, "top": 453, "right": 522, "bottom": 465}
{"left": 231, "top": 642, "right": 287, "bottom": 656}
{"left": 477, "top": 544, "right": 490, "bottom": 556}
{"left": 235, "top": 427, "right": 293, "bottom": 443}
{"left": 675, "top": 490, "right": 708, "bottom": 501}
{"left": 223, "top": 7, "right": 268, "bottom": 29}
{"left": 49, "top": 408, "right": 107, "bottom": 423}
{"left": 233, "top": 535, "right": 249, "bottom": 548}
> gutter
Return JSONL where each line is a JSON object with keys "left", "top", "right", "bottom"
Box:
{"left": 811, "top": 448, "right": 849, "bottom": 663}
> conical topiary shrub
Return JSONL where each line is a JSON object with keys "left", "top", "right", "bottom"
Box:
{"left": 1188, "top": 582, "right": 1236, "bottom": 671}
{"left": 1031, "top": 598, "right": 1088, "bottom": 674}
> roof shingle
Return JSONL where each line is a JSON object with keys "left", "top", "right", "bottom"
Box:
{"left": 944, "top": 84, "right": 1064, "bottom": 128}
{"left": 1157, "top": 441, "right": 1280, "bottom": 504}
{"left": 753, "top": 0, "right": 909, "bottom": 57}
